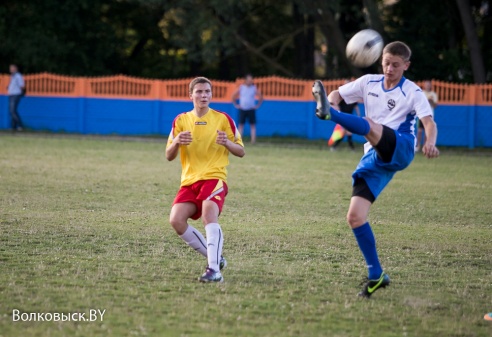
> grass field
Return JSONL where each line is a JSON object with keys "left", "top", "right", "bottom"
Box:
{"left": 0, "top": 133, "right": 491, "bottom": 337}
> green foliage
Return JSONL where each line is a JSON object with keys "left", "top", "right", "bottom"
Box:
{"left": 0, "top": 0, "right": 490, "bottom": 81}
{"left": 1, "top": 134, "right": 491, "bottom": 336}
{"left": 384, "top": 0, "right": 466, "bottom": 81}
{"left": 1, "top": 0, "right": 122, "bottom": 75}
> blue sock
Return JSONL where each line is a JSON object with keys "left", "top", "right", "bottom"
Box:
{"left": 330, "top": 106, "right": 370, "bottom": 135}
{"left": 353, "top": 222, "right": 383, "bottom": 279}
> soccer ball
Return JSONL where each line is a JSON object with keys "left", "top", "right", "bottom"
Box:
{"left": 345, "top": 29, "right": 383, "bottom": 68}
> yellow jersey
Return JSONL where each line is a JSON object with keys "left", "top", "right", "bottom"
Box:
{"left": 167, "top": 108, "right": 244, "bottom": 186}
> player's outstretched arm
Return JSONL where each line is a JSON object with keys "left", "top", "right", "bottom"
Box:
{"left": 216, "top": 130, "right": 245, "bottom": 158}
{"left": 420, "top": 116, "right": 439, "bottom": 159}
{"left": 166, "top": 131, "right": 192, "bottom": 161}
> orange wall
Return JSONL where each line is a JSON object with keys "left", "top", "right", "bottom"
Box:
{"left": 1, "top": 73, "right": 491, "bottom": 105}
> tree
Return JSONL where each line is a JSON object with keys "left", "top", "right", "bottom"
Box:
{"left": 0, "top": 0, "right": 125, "bottom": 75}
{"left": 306, "top": 0, "right": 387, "bottom": 79}
{"left": 455, "top": 0, "right": 486, "bottom": 83}
{"left": 383, "top": 0, "right": 491, "bottom": 83}
{"left": 0, "top": 0, "right": 489, "bottom": 82}
{"left": 293, "top": 1, "right": 315, "bottom": 78}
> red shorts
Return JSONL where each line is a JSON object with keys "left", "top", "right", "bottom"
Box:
{"left": 173, "top": 179, "right": 228, "bottom": 220}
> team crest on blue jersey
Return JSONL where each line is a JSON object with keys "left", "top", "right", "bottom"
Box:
{"left": 387, "top": 99, "right": 396, "bottom": 110}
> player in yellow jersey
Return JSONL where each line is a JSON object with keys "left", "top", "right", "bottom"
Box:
{"left": 166, "top": 77, "right": 245, "bottom": 283}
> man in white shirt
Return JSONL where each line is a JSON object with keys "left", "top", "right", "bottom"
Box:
{"left": 312, "top": 41, "right": 439, "bottom": 298}
{"left": 232, "top": 74, "right": 263, "bottom": 144}
{"left": 7, "top": 64, "right": 25, "bottom": 131}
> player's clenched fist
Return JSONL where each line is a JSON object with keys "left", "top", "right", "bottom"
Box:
{"left": 422, "top": 144, "right": 440, "bottom": 159}
{"left": 216, "top": 130, "right": 228, "bottom": 146}
{"left": 176, "top": 131, "right": 192, "bottom": 145}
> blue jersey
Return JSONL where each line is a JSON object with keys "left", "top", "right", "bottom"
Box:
{"left": 339, "top": 75, "right": 432, "bottom": 153}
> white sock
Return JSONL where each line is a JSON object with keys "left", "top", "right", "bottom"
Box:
{"left": 179, "top": 225, "right": 207, "bottom": 257}
{"left": 205, "top": 223, "right": 223, "bottom": 271}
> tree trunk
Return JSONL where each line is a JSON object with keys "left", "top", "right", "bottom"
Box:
{"left": 307, "top": 0, "right": 363, "bottom": 78}
{"left": 304, "top": 13, "right": 315, "bottom": 78}
{"left": 293, "top": 2, "right": 305, "bottom": 77}
{"left": 455, "top": 0, "right": 486, "bottom": 83}
{"left": 293, "top": 2, "right": 315, "bottom": 78}
{"left": 362, "top": 0, "right": 387, "bottom": 40}
{"left": 218, "top": 47, "right": 230, "bottom": 80}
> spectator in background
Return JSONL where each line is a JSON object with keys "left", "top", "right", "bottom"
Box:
{"left": 8, "top": 64, "right": 25, "bottom": 132}
{"left": 416, "top": 80, "right": 438, "bottom": 152}
{"left": 232, "top": 74, "right": 263, "bottom": 144}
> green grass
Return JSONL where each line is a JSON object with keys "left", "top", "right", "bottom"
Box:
{"left": 0, "top": 133, "right": 491, "bottom": 337}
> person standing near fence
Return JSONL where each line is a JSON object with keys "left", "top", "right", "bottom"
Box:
{"left": 232, "top": 74, "right": 263, "bottom": 144}
{"left": 7, "top": 64, "right": 25, "bottom": 132}
{"left": 416, "top": 80, "right": 438, "bottom": 152}
{"left": 166, "top": 77, "right": 245, "bottom": 283}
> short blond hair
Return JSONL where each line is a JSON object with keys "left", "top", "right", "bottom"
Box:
{"left": 189, "top": 77, "right": 212, "bottom": 94}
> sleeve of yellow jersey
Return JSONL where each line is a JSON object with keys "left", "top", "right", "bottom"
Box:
{"left": 226, "top": 116, "right": 244, "bottom": 148}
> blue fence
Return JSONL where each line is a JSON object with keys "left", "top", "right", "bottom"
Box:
{"left": 1, "top": 95, "right": 491, "bottom": 148}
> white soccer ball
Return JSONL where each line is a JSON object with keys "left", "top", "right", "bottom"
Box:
{"left": 345, "top": 29, "right": 383, "bottom": 68}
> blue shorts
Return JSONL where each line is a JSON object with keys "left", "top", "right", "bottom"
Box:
{"left": 352, "top": 130, "right": 415, "bottom": 199}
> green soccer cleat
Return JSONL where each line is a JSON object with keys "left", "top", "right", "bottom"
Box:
{"left": 358, "top": 272, "right": 391, "bottom": 298}
{"left": 219, "top": 256, "right": 227, "bottom": 271}
{"left": 203, "top": 256, "right": 226, "bottom": 275}
{"left": 199, "top": 268, "right": 224, "bottom": 283}
{"left": 312, "top": 80, "right": 331, "bottom": 120}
